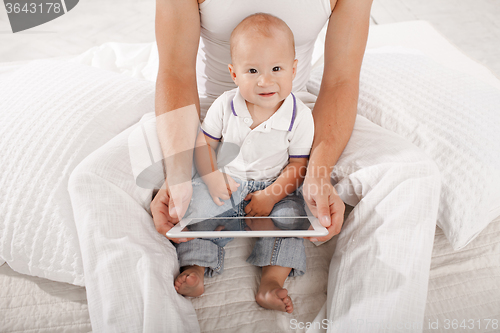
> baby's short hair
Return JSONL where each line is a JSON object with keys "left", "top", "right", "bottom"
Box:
{"left": 230, "top": 13, "right": 295, "bottom": 61}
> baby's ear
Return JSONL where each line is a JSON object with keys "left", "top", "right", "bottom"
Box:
{"left": 228, "top": 64, "right": 237, "bottom": 83}
{"left": 292, "top": 59, "right": 298, "bottom": 79}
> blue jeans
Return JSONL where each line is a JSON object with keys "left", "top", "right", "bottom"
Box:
{"left": 175, "top": 177, "right": 307, "bottom": 277}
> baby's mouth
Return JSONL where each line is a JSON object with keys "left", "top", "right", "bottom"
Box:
{"left": 259, "top": 92, "right": 276, "bottom": 97}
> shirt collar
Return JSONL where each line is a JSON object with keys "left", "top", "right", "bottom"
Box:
{"left": 231, "top": 88, "right": 296, "bottom": 131}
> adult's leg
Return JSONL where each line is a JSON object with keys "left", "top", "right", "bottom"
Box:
{"left": 68, "top": 125, "right": 200, "bottom": 333}
{"left": 323, "top": 115, "right": 441, "bottom": 332}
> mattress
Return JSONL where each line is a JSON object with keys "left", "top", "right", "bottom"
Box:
{"left": 424, "top": 217, "right": 500, "bottom": 333}
{"left": 1, "top": 11, "right": 499, "bottom": 333}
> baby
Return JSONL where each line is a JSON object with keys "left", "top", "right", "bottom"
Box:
{"left": 174, "top": 13, "right": 314, "bottom": 314}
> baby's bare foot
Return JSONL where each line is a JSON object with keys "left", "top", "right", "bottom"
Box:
{"left": 174, "top": 266, "right": 205, "bottom": 297}
{"left": 256, "top": 285, "right": 294, "bottom": 313}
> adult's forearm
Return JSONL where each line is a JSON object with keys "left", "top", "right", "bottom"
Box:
{"left": 155, "top": 71, "right": 199, "bottom": 117}
{"left": 309, "top": 80, "right": 358, "bottom": 178}
{"left": 155, "top": 73, "right": 200, "bottom": 186}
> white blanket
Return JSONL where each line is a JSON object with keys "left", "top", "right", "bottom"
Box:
{"left": 0, "top": 60, "right": 155, "bottom": 285}
{"left": 308, "top": 47, "right": 500, "bottom": 250}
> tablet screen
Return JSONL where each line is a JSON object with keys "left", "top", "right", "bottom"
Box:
{"left": 180, "top": 217, "right": 314, "bottom": 233}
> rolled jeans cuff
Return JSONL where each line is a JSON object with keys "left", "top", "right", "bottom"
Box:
{"left": 176, "top": 238, "right": 228, "bottom": 278}
{"left": 246, "top": 237, "right": 306, "bottom": 277}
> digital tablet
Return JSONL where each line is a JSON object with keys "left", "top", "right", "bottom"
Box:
{"left": 166, "top": 214, "right": 328, "bottom": 238}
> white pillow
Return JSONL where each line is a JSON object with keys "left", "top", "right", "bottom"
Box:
{"left": 0, "top": 60, "right": 154, "bottom": 285}
{"left": 307, "top": 49, "right": 500, "bottom": 250}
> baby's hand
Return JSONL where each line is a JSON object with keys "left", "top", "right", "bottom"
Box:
{"left": 204, "top": 171, "right": 239, "bottom": 206}
{"left": 244, "top": 191, "right": 276, "bottom": 217}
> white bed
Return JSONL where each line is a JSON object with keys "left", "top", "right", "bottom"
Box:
{"left": 1, "top": 4, "right": 499, "bottom": 332}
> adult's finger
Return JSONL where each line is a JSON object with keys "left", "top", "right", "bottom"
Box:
{"left": 314, "top": 192, "right": 333, "bottom": 228}
{"left": 151, "top": 187, "right": 170, "bottom": 211}
{"left": 309, "top": 197, "right": 345, "bottom": 243}
{"left": 167, "top": 235, "right": 195, "bottom": 244}
{"left": 151, "top": 188, "right": 175, "bottom": 236}
{"left": 330, "top": 196, "right": 345, "bottom": 236}
{"left": 153, "top": 211, "right": 174, "bottom": 236}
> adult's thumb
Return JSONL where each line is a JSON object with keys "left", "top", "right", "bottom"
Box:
{"left": 316, "top": 195, "right": 331, "bottom": 227}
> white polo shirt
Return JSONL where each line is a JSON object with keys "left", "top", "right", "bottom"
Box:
{"left": 201, "top": 88, "right": 314, "bottom": 182}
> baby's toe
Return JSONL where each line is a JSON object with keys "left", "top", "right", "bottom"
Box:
{"left": 286, "top": 299, "right": 294, "bottom": 313}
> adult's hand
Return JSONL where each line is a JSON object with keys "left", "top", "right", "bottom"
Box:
{"left": 150, "top": 181, "right": 193, "bottom": 243}
{"left": 302, "top": 174, "right": 345, "bottom": 243}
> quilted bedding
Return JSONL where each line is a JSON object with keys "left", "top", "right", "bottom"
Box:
{"left": 1, "top": 214, "right": 499, "bottom": 332}
{"left": 423, "top": 217, "right": 500, "bottom": 333}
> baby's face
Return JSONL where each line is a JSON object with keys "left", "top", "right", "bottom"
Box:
{"left": 229, "top": 31, "right": 297, "bottom": 112}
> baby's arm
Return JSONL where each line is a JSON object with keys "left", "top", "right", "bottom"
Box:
{"left": 194, "top": 131, "right": 219, "bottom": 180}
{"left": 194, "top": 132, "right": 239, "bottom": 206}
{"left": 244, "top": 157, "right": 308, "bottom": 217}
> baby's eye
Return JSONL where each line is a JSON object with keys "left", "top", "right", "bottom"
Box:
{"left": 249, "top": 68, "right": 257, "bottom": 74}
{"left": 272, "top": 66, "right": 281, "bottom": 72}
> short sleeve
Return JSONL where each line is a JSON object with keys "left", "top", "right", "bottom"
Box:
{"left": 200, "top": 94, "right": 225, "bottom": 140}
{"left": 288, "top": 107, "right": 314, "bottom": 158}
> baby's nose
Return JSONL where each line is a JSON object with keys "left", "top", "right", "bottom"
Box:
{"left": 258, "top": 73, "right": 273, "bottom": 86}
